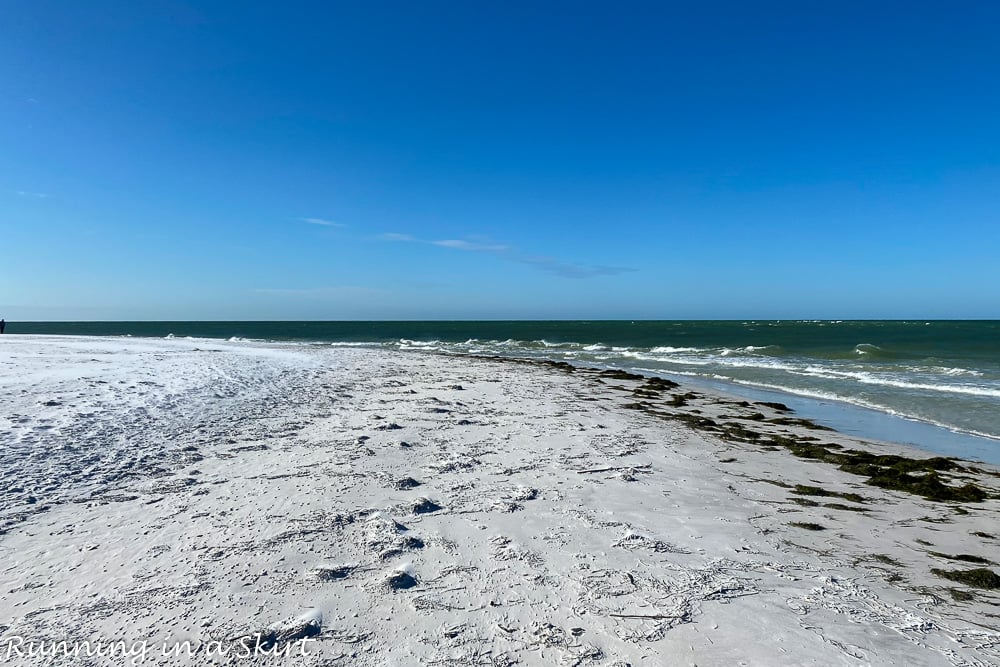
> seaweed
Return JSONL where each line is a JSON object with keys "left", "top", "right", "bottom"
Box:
{"left": 824, "top": 502, "right": 869, "bottom": 513}
{"left": 789, "top": 522, "right": 826, "bottom": 531}
{"left": 632, "top": 389, "right": 661, "bottom": 399}
{"left": 668, "top": 392, "right": 698, "bottom": 407}
{"left": 598, "top": 369, "right": 646, "bottom": 382}
{"left": 722, "top": 422, "right": 761, "bottom": 441}
{"left": 867, "top": 470, "right": 986, "bottom": 503}
{"left": 931, "top": 568, "right": 1000, "bottom": 589}
{"left": 644, "top": 377, "right": 679, "bottom": 390}
{"left": 559, "top": 362, "right": 992, "bottom": 505}
{"left": 790, "top": 484, "right": 831, "bottom": 497}
{"left": 929, "top": 552, "right": 992, "bottom": 565}
{"left": 543, "top": 360, "right": 576, "bottom": 373}
{"left": 767, "top": 417, "right": 834, "bottom": 431}
{"left": 791, "top": 484, "right": 868, "bottom": 506}
{"left": 949, "top": 588, "right": 975, "bottom": 602}
{"left": 671, "top": 413, "right": 720, "bottom": 430}
{"left": 872, "top": 554, "right": 902, "bottom": 566}
{"left": 755, "top": 401, "right": 792, "bottom": 412}
{"left": 758, "top": 439, "right": 985, "bottom": 504}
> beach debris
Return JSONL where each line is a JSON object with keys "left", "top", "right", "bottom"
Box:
{"left": 577, "top": 463, "right": 653, "bottom": 475}
{"left": 508, "top": 486, "right": 539, "bottom": 501}
{"left": 311, "top": 564, "right": 355, "bottom": 581}
{"left": 394, "top": 476, "right": 422, "bottom": 490}
{"left": 442, "top": 623, "right": 465, "bottom": 639}
{"left": 429, "top": 458, "right": 479, "bottom": 473}
{"left": 529, "top": 622, "right": 567, "bottom": 648}
{"left": 239, "top": 609, "right": 323, "bottom": 651}
{"left": 413, "top": 497, "right": 442, "bottom": 514}
{"left": 386, "top": 563, "right": 418, "bottom": 590}
{"left": 613, "top": 530, "right": 688, "bottom": 554}
{"left": 491, "top": 500, "right": 523, "bottom": 513}
{"left": 609, "top": 612, "right": 683, "bottom": 620}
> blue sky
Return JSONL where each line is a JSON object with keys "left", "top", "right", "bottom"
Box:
{"left": 2, "top": 1, "right": 999, "bottom": 320}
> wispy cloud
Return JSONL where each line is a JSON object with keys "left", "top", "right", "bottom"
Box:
{"left": 431, "top": 239, "right": 509, "bottom": 252}
{"left": 377, "top": 232, "right": 417, "bottom": 242}
{"left": 254, "top": 286, "right": 380, "bottom": 297}
{"left": 516, "top": 255, "right": 635, "bottom": 279}
{"left": 300, "top": 217, "right": 345, "bottom": 227}
{"left": 16, "top": 190, "right": 48, "bottom": 199}
{"left": 375, "top": 232, "right": 634, "bottom": 279}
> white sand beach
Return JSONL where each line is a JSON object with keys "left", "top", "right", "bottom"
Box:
{"left": 1, "top": 336, "right": 998, "bottom": 666}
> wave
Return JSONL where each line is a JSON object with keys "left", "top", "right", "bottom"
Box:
{"left": 848, "top": 375, "right": 1000, "bottom": 399}
{"left": 720, "top": 345, "right": 782, "bottom": 356}
{"left": 929, "top": 366, "right": 985, "bottom": 378}
{"left": 775, "top": 366, "right": 1000, "bottom": 398}
{"left": 717, "top": 378, "right": 1000, "bottom": 442}
{"left": 649, "top": 346, "right": 702, "bottom": 354}
{"left": 380, "top": 338, "right": 1000, "bottom": 399}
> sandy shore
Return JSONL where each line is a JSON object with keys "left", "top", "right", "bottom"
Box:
{"left": 1, "top": 336, "right": 998, "bottom": 666}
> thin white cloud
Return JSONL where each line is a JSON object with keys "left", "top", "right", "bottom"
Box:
{"left": 254, "top": 286, "right": 381, "bottom": 297}
{"left": 16, "top": 190, "right": 48, "bottom": 198}
{"left": 431, "top": 239, "right": 509, "bottom": 252}
{"left": 516, "top": 255, "right": 635, "bottom": 279}
{"left": 376, "top": 231, "right": 634, "bottom": 279}
{"left": 300, "top": 217, "right": 345, "bottom": 227}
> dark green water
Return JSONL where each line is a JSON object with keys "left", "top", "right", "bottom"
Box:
{"left": 10, "top": 320, "right": 1000, "bottom": 457}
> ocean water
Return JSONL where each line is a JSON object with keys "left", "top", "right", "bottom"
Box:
{"left": 12, "top": 320, "right": 1000, "bottom": 461}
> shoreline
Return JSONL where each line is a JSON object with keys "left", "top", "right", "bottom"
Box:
{"left": 467, "top": 352, "right": 1000, "bottom": 486}
{"left": 1, "top": 336, "right": 998, "bottom": 665}
{"left": 656, "top": 370, "right": 1000, "bottom": 460}
{"left": 7, "top": 329, "right": 999, "bottom": 464}
{"left": 9, "top": 320, "right": 1000, "bottom": 454}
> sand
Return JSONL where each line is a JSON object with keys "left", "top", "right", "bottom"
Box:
{"left": 1, "top": 335, "right": 998, "bottom": 666}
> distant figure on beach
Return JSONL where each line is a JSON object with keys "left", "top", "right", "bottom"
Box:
{"left": 0, "top": 319, "right": 5, "bottom": 334}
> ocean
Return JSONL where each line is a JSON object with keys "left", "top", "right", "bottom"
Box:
{"left": 11, "top": 320, "right": 1000, "bottom": 462}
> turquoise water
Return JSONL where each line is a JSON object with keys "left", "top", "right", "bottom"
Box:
{"left": 11, "top": 320, "right": 1000, "bottom": 459}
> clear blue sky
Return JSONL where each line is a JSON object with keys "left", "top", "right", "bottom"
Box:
{"left": 3, "top": 1, "right": 998, "bottom": 320}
